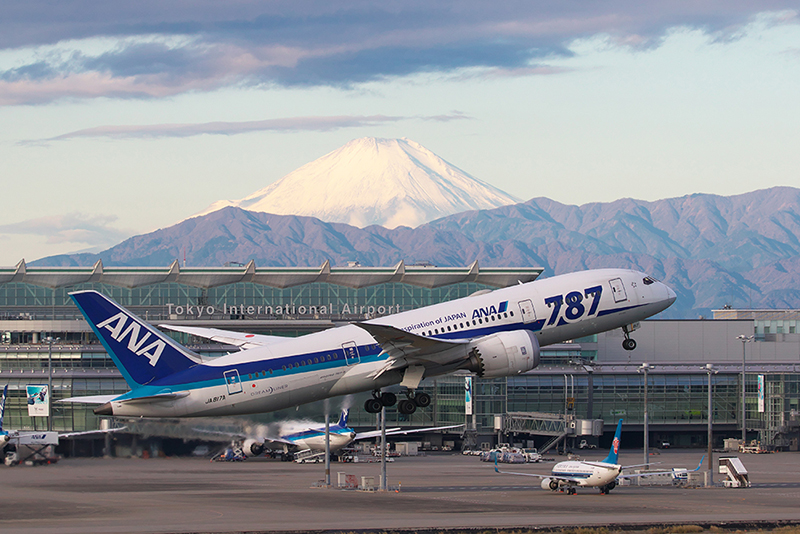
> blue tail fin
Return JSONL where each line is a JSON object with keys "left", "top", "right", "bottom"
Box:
{"left": 0, "top": 384, "right": 7, "bottom": 432}
{"left": 338, "top": 409, "right": 349, "bottom": 428}
{"left": 601, "top": 419, "right": 623, "bottom": 464}
{"left": 70, "top": 290, "right": 199, "bottom": 389}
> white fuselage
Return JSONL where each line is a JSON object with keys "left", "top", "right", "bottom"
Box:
{"left": 550, "top": 460, "right": 622, "bottom": 488}
{"left": 104, "top": 268, "right": 675, "bottom": 417}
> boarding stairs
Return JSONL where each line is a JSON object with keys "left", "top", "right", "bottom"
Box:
{"left": 719, "top": 456, "right": 751, "bottom": 488}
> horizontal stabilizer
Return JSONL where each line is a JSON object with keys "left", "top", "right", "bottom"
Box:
{"left": 159, "top": 324, "right": 288, "bottom": 349}
{"left": 58, "top": 394, "right": 120, "bottom": 405}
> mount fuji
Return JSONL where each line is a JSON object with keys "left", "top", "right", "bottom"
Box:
{"left": 193, "top": 137, "right": 520, "bottom": 228}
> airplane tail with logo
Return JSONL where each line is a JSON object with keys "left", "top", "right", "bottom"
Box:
{"left": 338, "top": 409, "right": 349, "bottom": 428}
{"left": 70, "top": 290, "right": 200, "bottom": 389}
{"left": 0, "top": 384, "right": 7, "bottom": 432}
{"left": 601, "top": 418, "right": 624, "bottom": 464}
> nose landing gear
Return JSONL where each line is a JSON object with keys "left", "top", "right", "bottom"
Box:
{"left": 622, "top": 324, "right": 637, "bottom": 351}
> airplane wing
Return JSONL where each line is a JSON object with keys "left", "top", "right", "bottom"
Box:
{"left": 493, "top": 462, "right": 586, "bottom": 484}
{"left": 191, "top": 427, "right": 297, "bottom": 448}
{"left": 617, "top": 455, "right": 705, "bottom": 480}
{"left": 60, "top": 426, "right": 128, "bottom": 439}
{"left": 355, "top": 322, "right": 470, "bottom": 379}
{"left": 355, "top": 423, "right": 465, "bottom": 441}
{"left": 159, "top": 325, "right": 288, "bottom": 350}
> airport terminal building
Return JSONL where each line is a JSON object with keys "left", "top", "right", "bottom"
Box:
{"left": 1, "top": 259, "right": 798, "bottom": 455}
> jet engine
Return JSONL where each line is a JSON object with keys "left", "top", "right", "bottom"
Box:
{"left": 465, "top": 330, "right": 540, "bottom": 378}
{"left": 243, "top": 439, "right": 265, "bottom": 457}
{"left": 542, "top": 478, "right": 560, "bottom": 491}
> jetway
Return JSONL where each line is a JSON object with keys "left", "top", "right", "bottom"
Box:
{"left": 719, "top": 456, "right": 751, "bottom": 488}
{"left": 494, "top": 412, "right": 604, "bottom": 453}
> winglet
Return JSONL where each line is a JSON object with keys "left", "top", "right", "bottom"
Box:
{"left": 494, "top": 455, "right": 500, "bottom": 473}
{"left": 601, "top": 419, "right": 623, "bottom": 464}
{"left": 692, "top": 455, "right": 706, "bottom": 472}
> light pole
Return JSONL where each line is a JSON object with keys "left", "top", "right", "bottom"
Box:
{"left": 703, "top": 363, "right": 718, "bottom": 486}
{"left": 46, "top": 336, "right": 59, "bottom": 432}
{"left": 737, "top": 335, "right": 754, "bottom": 443}
{"left": 637, "top": 363, "right": 652, "bottom": 468}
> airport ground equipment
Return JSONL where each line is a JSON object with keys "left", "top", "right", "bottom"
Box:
{"left": 719, "top": 456, "right": 751, "bottom": 488}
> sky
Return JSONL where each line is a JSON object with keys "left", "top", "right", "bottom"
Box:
{"left": 1, "top": 1, "right": 800, "bottom": 265}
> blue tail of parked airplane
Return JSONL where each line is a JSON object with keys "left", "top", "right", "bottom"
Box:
{"left": 601, "top": 419, "right": 624, "bottom": 464}
{"left": 70, "top": 291, "right": 200, "bottom": 388}
{"left": 337, "top": 409, "right": 349, "bottom": 428}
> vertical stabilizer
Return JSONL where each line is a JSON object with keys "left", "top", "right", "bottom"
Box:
{"left": 338, "top": 409, "right": 349, "bottom": 428}
{"left": 70, "top": 291, "right": 200, "bottom": 389}
{"left": 601, "top": 419, "right": 623, "bottom": 464}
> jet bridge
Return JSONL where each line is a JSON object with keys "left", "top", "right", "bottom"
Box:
{"left": 495, "top": 412, "right": 604, "bottom": 453}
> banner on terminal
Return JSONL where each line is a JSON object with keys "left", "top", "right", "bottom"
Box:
{"left": 26, "top": 384, "right": 49, "bottom": 417}
{"left": 465, "top": 376, "right": 473, "bottom": 416}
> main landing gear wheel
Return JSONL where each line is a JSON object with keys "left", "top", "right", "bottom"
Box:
{"left": 364, "top": 397, "right": 382, "bottom": 414}
{"left": 365, "top": 390, "right": 397, "bottom": 413}
{"left": 380, "top": 391, "right": 397, "bottom": 407}
{"left": 622, "top": 338, "right": 637, "bottom": 351}
{"left": 413, "top": 392, "right": 431, "bottom": 408}
{"left": 397, "top": 398, "right": 417, "bottom": 415}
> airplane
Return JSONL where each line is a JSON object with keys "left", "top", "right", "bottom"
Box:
{"left": 494, "top": 419, "right": 704, "bottom": 494}
{"left": 2, "top": 384, "right": 128, "bottom": 453}
{"left": 61, "top": 268, "right": 676, "bottom": 418}
{"left": 236, "top": 409, "right": 463, "bottom": 457}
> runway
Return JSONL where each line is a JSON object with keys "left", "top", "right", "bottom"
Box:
{"left": 1, "top": 450, "right": 800, "bottom": 534}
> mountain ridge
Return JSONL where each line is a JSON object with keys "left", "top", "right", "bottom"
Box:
{"left": 29, "top": 186, "right": 800, "bottom": 319}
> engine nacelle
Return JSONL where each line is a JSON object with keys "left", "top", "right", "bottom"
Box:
{"left": 465, "top": 330, "right": 540, "bottom": 378}
{"left": 243, "top": 439, "right": 264, "bottom": 457}
{"left": 542, "top": 477, "right": 560, "bottom": 491}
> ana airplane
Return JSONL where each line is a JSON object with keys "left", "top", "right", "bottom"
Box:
{"left": 214, "top": 409, "right": 464, "bottom": 456}
{"left": 495, "top": 419, "right": 704, "bottom": 494}
{"left": 1, "top": 384, "right": 124, "bottom": 451}
{"left": 63, "top": 268, "right": 676, "bottom": 418}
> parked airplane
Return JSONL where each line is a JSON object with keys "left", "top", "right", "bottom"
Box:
{"left": 495, "top": 419, "right": 704, "bottom": 494}
{"left": 2, "top": 384, "right": 126, "bottom": 453}
{"left": 63, "top": 268, "right": 676, "bottom": 418}
{"left": 209, "top": 409, "right": 464, "bottom": 456}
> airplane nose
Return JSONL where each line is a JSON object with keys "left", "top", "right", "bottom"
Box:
{"left": 664, "top": 283, "right": 677, "bottom": 304}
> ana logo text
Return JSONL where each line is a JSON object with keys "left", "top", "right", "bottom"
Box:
{"left": 96, "top": 313, "right": 165, "bottom": 367}
{"left": 472, "top": 301, "right": 508, "bottom": 320}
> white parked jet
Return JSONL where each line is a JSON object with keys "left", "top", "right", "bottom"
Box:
{"left": 63, "top": 268, "right": 675, "bottom": 418}
{"left": 495, "top": 419, "right": 704, "bottom": 494}
{"left": 1, "top": 385, "right": 124, "bottom": 451}
{"left": 213, "top": 409, "right": 463, "bottom": 456}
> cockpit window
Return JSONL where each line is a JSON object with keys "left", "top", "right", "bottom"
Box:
{"left": 642, "top": 276, "right": 658, "bottom": 285}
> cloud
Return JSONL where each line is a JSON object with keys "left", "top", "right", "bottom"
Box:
{"left": 24, "top": 113, "right": 470, "bottom": 142}
{"left": 0, "top": 213, "right": 131, "bottom": 246}
{"left": 0, "top": 2, "right": 797, "bottom": 105}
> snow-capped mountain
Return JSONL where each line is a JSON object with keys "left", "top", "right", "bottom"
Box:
{"left": 194, "top": 137, "right": 520, "bottom": 228}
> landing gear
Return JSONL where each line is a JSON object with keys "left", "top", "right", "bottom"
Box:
{"left": 364, "top": 390, "right": 398, "bottom": 413}
{"left": 398, "top": 398, "right": 416, "bottom": 415}
{"left": 365, "top": 389, "right": 431, "bottom": 415}
{"left": 622, "top": 325, "right": 637, "bottom": 351}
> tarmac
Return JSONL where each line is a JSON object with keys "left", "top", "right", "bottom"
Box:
{"left": 2, "top": 449, "right": 800, "bottom": 534}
